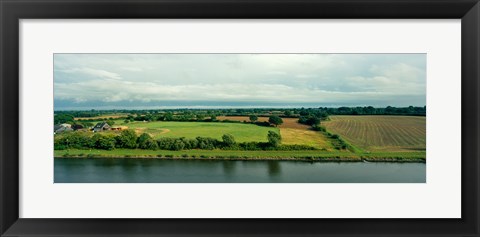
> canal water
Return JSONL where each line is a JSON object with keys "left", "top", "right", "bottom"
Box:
{"left": 54, "top": 158, "right": 426, "bottom": 183}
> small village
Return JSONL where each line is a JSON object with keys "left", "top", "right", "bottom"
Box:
{"left": 54, "top": 121, "right": 128, "bottom": 134}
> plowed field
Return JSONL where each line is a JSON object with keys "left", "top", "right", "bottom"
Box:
{"left": 323, "top": 116, "right": 426, "bottom": 152}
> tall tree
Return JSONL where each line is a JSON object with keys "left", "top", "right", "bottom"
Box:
{"left": 268, "top": 116, "right": 283, "bottom": 127}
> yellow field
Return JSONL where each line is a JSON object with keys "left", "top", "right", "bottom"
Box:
{"left": 218, "top": 116, "right": 333, "bottom": 149}
{"left": 323, "top": 115, "right": 426, "bottom": 152}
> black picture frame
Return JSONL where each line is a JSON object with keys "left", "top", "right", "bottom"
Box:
{"left": 1, "top": 0, "right": 479, "bottom": 236}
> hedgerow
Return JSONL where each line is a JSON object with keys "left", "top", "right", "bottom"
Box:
{"left": 54, "top": 130, "right": 317, "bottom": 151}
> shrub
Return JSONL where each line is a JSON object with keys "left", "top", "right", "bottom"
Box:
{"left": 239, "top": 142, "right": 262, "bottom": 150}
{"left": 54, "top": 131, "right": 94, "bottom": 149}
{"left": 222, "top": 134, "right": 236, "bottom": 147}
{"left": 138, "top": 133, "right": 158, "bottom": 150}
{"left": 267, "top": 131, "right": 282, "bottom": 147}
{"left": 196, "top": 137, "right": 219, "bottom": 150}
{"left": 183, "top": 139, "right": 198, "bottom": 149}
{"left": 312, "top": 125, "right": 326, "bottom": 132}
{"left": 144, "top": 138, "right": 159, "bottom": 150}
{"left": 93, "top": 133, "right": 116, "bottom": 150}
{"left": 330, "top": 135, "right": 349, "bottom": 150}
{"left": 54, "top": 143, "right": 67, "bottom": 150}
{"left": 157, "top": 137, "right": 176, "bottom": 150}
{"left": 298, "top": 116, "right": 320, "bottom": 126}
{"left": 159, "top": 138, "right": 189, "bottom": 150}
{"left": 137, "top": 133, "right": 151, "bottom": 146}
{"left": 276, "top": 144, "right": 316, "bottom": 150}
{"left": 115, "top": 129, "right": 137, "bottom": 148}
{"left": 172, "top": 139, "right": 186, "bottom": 151}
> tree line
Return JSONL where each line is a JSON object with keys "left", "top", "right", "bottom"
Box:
{"left": 54, "top": 129, "right": 315, "bottom": 151}
{"left": 315, "top": 106, "right": 426, "bottom": 116}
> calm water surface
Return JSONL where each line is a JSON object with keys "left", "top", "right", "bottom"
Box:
{"left": 54, "top": 158, "right": 425, "bottom": 183}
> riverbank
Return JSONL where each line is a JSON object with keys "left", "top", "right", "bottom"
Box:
{"left": 54, "top": 149, "right": 426, "bottom": 163}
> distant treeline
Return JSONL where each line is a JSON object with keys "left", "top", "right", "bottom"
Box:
{"left": 54, "top": 106, "right": 426, "bottom": 117}
{"left": 54, "top": 106, "right": 425, "bottom": 126}
{"left": 54, "top": 129, "right": 315, "bottom": 151}
{"left": 317, "top": 106, "right": 426, "bottom": 116}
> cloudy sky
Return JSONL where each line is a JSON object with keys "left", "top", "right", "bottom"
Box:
{"left": 54, "top": 54, "right": 426, "bottom": 110}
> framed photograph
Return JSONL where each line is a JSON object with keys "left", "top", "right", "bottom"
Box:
{"left": 1, "top": 0, "right": 479, "bottom": 236}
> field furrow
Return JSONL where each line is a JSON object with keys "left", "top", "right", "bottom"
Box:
{"left": 323, "top": 115, "right": 426, "bottom": 152}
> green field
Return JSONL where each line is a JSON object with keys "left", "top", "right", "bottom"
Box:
{"left": 323, "top": 115, "right": 426, "bottom": 152}
{"left": 123, "top": 121, "right": 278, "bottom": 142}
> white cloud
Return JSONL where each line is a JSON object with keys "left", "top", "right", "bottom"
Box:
{"left": 54, "top": 54, "right": 426, "bottom": 108}
{"left": 59, "top": 67, "right": 122, "bottom": 80}
{"left": 55, "top": 80, "right": 420, "bottom": 105}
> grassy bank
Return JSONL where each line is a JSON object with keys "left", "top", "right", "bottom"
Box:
{"left": 54, "top": 149, "right": 426, "bottom": 162}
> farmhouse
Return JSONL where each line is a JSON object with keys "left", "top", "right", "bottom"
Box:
{"left": 54, "top": 123, "right": 73, "bottom": 134}
{"left": 93, "top": 122, "right": 111, "bottom": 132}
